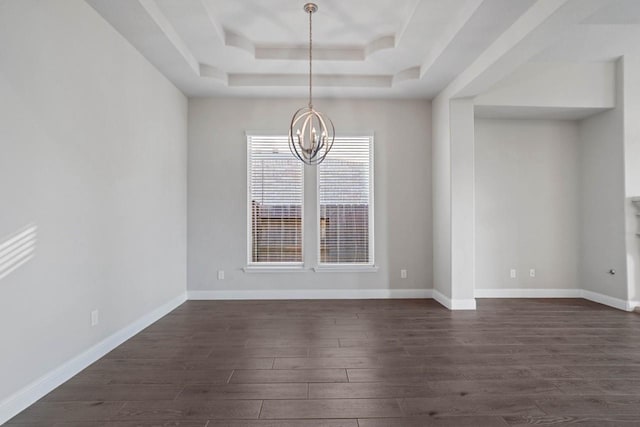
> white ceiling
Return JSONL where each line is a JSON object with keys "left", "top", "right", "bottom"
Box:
{"left": 86, "top": 0, "right": 640, "bottom": 100}
{"left": 87, "top": 0, "right": 536, "bottom": 98}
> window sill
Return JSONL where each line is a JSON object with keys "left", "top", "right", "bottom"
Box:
{"left": 313, "top": 265, "right": 379, "bottom": 273}
{"left": 243, "top": 265, "right": 308, "bottom": 273}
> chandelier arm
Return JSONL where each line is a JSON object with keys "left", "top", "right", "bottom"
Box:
{"left": 289, "top": 109, "right": 306, "bottom": 163}
{"left": 314, "top": 118, "right": 335, "bottom": 164}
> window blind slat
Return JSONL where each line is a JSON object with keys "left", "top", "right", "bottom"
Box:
{"left": 319, "top": 136, "right": 373, "bottom": 265}
{"left": 248, "top": 136, "right": 303, "bottom": 264}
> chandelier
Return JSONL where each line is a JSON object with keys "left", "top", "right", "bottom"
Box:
{"left": 288, "top": 3, "right": 335, "bottom": 165}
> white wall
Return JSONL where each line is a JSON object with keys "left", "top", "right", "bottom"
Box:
{"left": 622, "top": 56, "right": 640, "bottom": 304}
{"left": 475, "top": 62, "right": 616, "bottom": 110}
{"left": 431, "top": 96, "right": 476, "bottom": 309}
{"left": 0, "top": 0, "right": 187, "bottom": 407}
{"left": 578, "top": 61, "right": 629, "bottom": 301}
{"left": 450, "top": 100, "right": 476, "bottom": 303}
{"left": 431, "top": 97, "right": 453, "bottom": 300}
{"left": 475, "top": 119, "right": 580, "bottom": 292}
{"left": 188, "top": 98, "right": 432, "bottom": 295}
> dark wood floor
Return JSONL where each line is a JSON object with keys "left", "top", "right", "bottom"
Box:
{"left": 7, "top": 298, "right": 640, "bottom": 426}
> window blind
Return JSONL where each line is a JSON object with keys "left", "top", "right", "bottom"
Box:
{"left": 247, "top": 135, "right": 303, "bottom": 264}
{"left": 318, "top": 136, "right": 373, "bottom": 264}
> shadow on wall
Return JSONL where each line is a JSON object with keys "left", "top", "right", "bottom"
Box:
{"left": 0, "top": 224, "right": 37, "bottom": 281}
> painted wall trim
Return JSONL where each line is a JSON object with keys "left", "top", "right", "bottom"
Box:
{"left": 187, "top": 289, "right": 433, "bottom": 300}
{"left": 475, "top": 288, "right": 581, "bottom": 298}
{"left": 0, "top": 293, "right": 187, "bottom": 425}
{"left": 476, "top": 288, "right": 637, "bottom": 312}
{"left": 432, "top": 289, "right": 477, "bottom": 310}
{"left": 580, "top": 289, "right": 636, "bottom": 312}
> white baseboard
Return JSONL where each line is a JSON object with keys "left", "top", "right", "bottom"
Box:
{"left": 432, "top": 289, "right": 477, "bottom": 310}
{"left": 475, "top": 288, "right": 581, "bottom": 298}
{"left": 189, "top": 289, "right": 481, "bottom": 311}
{"left": 187, "top": 288, "right": 432, "bottom": 300}
{"left": 474, "top": 288, "right": 636, "bottom": 312}
{"left": 580, "top": 289, "right": 635, "bottom": 312}
{"left": 0, "top": 292, "right": 187, "bottom": 426}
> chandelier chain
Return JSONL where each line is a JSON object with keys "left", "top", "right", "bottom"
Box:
{"left": 308, "top": 7, "right": 312, "bottom": 108}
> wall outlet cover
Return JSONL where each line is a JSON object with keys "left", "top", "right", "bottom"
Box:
{"left": 90, "top": 310, "right": 99, "bottom": 327}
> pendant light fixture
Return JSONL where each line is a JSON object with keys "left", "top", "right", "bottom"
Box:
{"left": 288, "top": 2, "right": 334, "bottom": 165}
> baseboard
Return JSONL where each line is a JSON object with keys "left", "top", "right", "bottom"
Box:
{"left": 0, "top": 292, "right": 187, "bottom": 425}
{"left": 432, "top": 289, "right": 477, "bottom": 310}
{"left": 580, "top": 289, "right": 635, "bottom": 312}
{"left": 475, "top": 288, "right": 581, "bottom": 298}
{"left": 474, "top": 288, "right": 636, "bottom": 312}
{"left": 187, "top": 288, "right": 433, "bottom": 300}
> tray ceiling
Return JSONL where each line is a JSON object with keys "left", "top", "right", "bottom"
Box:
{"left": 87, "top": 0, "right": 536, "bottom": 98}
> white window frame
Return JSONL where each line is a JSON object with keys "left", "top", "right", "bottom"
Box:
{"left": 315, "top": 133, "right": 375, "bottom": 270}
{"left": 246, "top": 132, "right": 304, "bottom": 269}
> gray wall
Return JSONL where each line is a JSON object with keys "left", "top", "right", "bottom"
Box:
{"left": 475, "top": 119, "right": 580, "bottom": 291}
{"left": 188, "top": 98, "right": 432, "bottom": 293}
{"left": 579, "top": 109, "right": 628, "bottom": 300}
{"left": 431, "top": 96, "right": 453, "bottom": 299}
{"left": 0, "top": 0, "right": 187, "bottom": 402}
{"left": 622, "top": 56, "right": 640, "bottom": 304}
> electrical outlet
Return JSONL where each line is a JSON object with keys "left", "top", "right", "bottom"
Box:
{"left": 510, "top": 269, "right": 517, "bottom": 279}
{"left": 90, "top": 310, "right": 99, "bottom": 327}
{"left": 218, "top": 270, "right": 225, "bottom": 280}
{"left": 400, "top": 269, "right": 407, "bottom": 279}
{"left": 529, "top": 269, "right": 536, "bottom": 278}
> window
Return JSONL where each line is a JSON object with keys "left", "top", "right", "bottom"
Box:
{"left": 247, "top": 134, "right": 303, "bottom": 264}
{"left": 318, "top": 135, "right": 374, "bottom": 265}
{"left": 247, "top": 133, "right": 374, "bottom": 268}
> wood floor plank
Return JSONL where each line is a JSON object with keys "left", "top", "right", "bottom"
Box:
{"left": 273, "top": 357, "right": 380, "bottom": 369}
{"left": 423, "top": 379, "right": 560, "bottom": 396}
{"left": 259, "top": 399, "right": 403, "bottom": 419}
{"left": 504, "top": 415, "right": 640, "bottom": 426}
{"left": 207, "top": 421, "right": 358, "bottom": 427}
{"left": 88, "top": 357, "right": 275, "bottom": 370}
{"left": 42, "top": 384, "right": 182, "bottom": 402}
{"left": 309, "top": 382, "right": 438, "bottom": 399}
{"left": 400, "top": 396, "right": 546, "bottom": 417}
{"left": 566, "top": 365, "right": 640, "bottom": 378}
{"left": 358, "top": 416, "right": 510, "bottom": 426}
{"left": 7, "top": 401, "right": 124, "bottom": 423}
{"left": 208, "top": 347, "right": 309, "bottom": 358}
{"left": 230, "top": 369, "right": 348, "bottom": 383}
{"left": 534, "top": 395, "right": 640, "bottom": 416}
{"left": 309, "top": 347, "right": 407, "bottom": 358}
{"left": 51, "top": 423, "right": 207, "bottom": 427}
{"left": 70, "top": 367, "right": 234, "bottom": 385}
{"left": 112, "top": 400, "right": 262, "bottom": 421}
{"left": 244, "top": 338, "right": 339, "bottom": 348}
{"left": 104, "top": 344, "right": 214, "bottom": 359}
{"left": 176, "top": 383, "right": 308, "bottom": 400}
